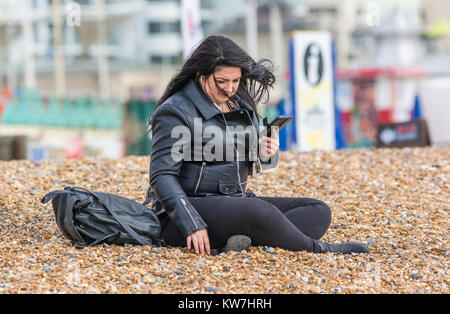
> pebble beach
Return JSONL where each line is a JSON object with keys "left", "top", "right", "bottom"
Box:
{"left": 0, "top": 146, "right": 448, "bottom": 294}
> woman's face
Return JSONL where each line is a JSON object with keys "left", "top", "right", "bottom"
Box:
{"left": 201, "top": 66, "right": 242, "bottom": 105}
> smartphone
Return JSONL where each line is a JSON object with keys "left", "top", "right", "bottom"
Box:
{"left": 262, "top": 116, "right": 293, "bottom": 137}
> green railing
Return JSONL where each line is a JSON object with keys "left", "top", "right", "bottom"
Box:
{"left": 125, "top": 100, "right": 157, "bottom": 156}
{"left": 1, "top": 90, "right": 124, "bottom": 129}
{"left": 1, "top": 90, "right": 281, "bottom": 157}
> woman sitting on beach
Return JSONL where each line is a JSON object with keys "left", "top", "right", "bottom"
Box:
{"left": 147, "top": 35, "right": 370, "bottom": 255}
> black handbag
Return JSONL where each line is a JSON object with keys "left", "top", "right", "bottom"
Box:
{"left": 41, "top": 186, "right": 161, "bottom": 247}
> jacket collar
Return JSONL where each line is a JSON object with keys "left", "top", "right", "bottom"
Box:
{"left": 182, "top": 79, "right": 220, "bottom": 120}
{"left": 182, "top": 79, "right": 255, "bottom": 120}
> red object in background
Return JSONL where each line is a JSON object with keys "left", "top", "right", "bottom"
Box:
{"left": 0, "top": 87, "right": 12, "bottom": 117}
{"left": 63, "top": 137, "right": 84, "bottom": 159}
{"left": 340, "top": 111, "right": 353, "bottom": 144}
{"left": 377, "top": 109, "right": 393, "bottom": 124}
{"left": 337, "top": 66, "right": 427, "bottom": 126}
{"left": 337, "top": 67, "right": 427, "bottom": 80}
{"left": 340, "top": 111, "right": 352, "bottom": 125}
{"left": 2, "top": 87, "right": 12, "bottom": 99}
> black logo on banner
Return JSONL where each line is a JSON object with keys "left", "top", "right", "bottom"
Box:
{"left": 303, "top": 43, "right": 324, "bottom": 86}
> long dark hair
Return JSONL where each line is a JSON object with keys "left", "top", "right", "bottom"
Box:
{"left": 154, "top": 35, "right": 276, "bottom": 118}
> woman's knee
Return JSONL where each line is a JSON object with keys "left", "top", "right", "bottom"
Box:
{"left": 242, "top": 199, "right": 283, "bottom": 226}
{"left": 315, "top": 200, "right": 332, "bottom": 224}
{"left": 311, "top": 200, "right": 332, "bottom": 238}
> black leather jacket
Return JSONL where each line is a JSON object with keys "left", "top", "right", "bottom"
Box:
{"left": 149, "top": 79, "right": 278, "bottom": 237}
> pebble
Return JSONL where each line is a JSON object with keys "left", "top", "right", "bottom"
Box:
{"left": 206, "top": 286, "right": 220, "bottom": 292}
{"left": 0, "top": 147, "right": 448, "bottom": 293}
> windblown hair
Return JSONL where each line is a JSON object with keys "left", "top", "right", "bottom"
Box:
{"left": 153, "top": 35, "right": 276, "bottom": 120}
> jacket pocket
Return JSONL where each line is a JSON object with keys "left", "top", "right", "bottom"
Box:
{"left": 218, "top": 182, "right": 238, "bottom": 195}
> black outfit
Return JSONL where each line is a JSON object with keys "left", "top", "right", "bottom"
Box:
{"left": 148, "top": 79, "right": 337, "bottom": 252}
{"left": 158, "top": 195, "right": 331, "bottom": 252}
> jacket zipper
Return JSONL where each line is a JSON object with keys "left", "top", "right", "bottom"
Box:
{"left": 180, "top": 198, "right": 199, "bottom": 230}
{"left": 193, "top": 162, "right": 206, "bottom": 194}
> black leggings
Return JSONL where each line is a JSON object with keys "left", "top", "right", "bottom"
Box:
{"left": 159, "top": 195, "right": 332, "bottom": 252}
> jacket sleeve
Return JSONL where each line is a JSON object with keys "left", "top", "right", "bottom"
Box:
{"left": 259, "top": 149, "right": 279, "bottom": 171}
{"left": 149, "top": 103, "right": 208, "bottom": 238}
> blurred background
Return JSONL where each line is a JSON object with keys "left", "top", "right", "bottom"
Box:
{"left": 0, "top": 0, "right": 449, "bottom": 160}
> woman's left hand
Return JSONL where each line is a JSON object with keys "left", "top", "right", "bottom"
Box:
{"left": 260, "top": 130, "right": 279, "bottom": 159}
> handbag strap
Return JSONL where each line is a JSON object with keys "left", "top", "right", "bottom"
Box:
{"left": 66, "top": 187, "right": 152, "bottom": 246}
{"left": 87, "top": 232, "right": 121, "bottom": 247}
{"left": 41, "top": 189, "right": 71, "bottom": 204}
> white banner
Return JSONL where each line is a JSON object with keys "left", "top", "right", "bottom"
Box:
{"left": 181, "top": 0, "right": 204, "bottom": 59}
{"left": 291, "top": 31, "right": 335, "bottom": 151}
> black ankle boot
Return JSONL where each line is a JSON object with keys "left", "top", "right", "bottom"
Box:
{"left": 312, "top": 240, "right": 370, "bottom": 254}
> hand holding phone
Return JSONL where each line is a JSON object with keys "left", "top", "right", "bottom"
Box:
{"left": 262, "top": 116, "right": 293, "bottom": 137}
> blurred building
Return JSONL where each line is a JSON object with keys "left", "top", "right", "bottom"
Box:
{"left": 301, "top": 0, "right": 450, "bottom": 71}
{"left": 423, "top": 0, "right": 450, "bottom": 54}
{"left": 216, "top": 0, "right": 308, "bottom": 61}
{"left": 0, "top": 0, "right": 220, "bottom": 160}
{"left": 0, "top": 0, "right": 310, "bottom": 103}
{"left": 1, "top": 0, "right": 449, "bottom": 159}
{"left": 303, "top": 0, "right": 427, "bottom": 68}
{"left": 214, "top": 0, "right": 308, "bottom": 104}
{"left": 0, "top": 0, "right": 216, "bottom": 101}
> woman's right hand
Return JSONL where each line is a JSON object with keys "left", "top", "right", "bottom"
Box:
{"left": 187, "top": 228, "right": 211, "bottom": 255}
